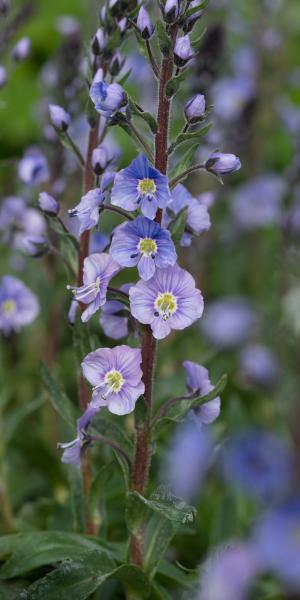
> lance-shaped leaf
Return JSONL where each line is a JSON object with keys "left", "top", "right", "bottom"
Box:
{"left": 166, "top": 70, "right": 187, "bottom": 99}
{"left": 172, "top": 123, "right": 211, "bottom": 149}
{"left": 156, "top": 21, "right": 171, "bottom": 56}
{"left": 39, "top": 362, "right": 77, "bottom": 431}
{"left": 143, "top": 514, "right": 175, "bottom": 578}
{"left": 169, "top": 143, "right": 198, "bottom": 180}
{"left": 128, "top": 99, "right": 158, "bottom": 134}
{"left": 126, "top": 486, "right": 196, "bottom": 531}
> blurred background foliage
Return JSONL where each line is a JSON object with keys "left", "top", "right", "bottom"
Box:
{"left": 1, "top": 0, "right": 300, "bottom": 598}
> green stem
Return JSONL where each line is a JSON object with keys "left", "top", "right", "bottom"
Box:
{"left": 65, "top": 132, "right": 85, "bottom": 168}
{"left": 126, "top": 120, "right": 154, "bottom": 163}
{"left": 169, "top": 162, "right": 206, "bottom": 188}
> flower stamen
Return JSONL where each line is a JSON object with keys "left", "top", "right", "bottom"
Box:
{"left": 154, "top": 292, "right": 177, "bottom": 321}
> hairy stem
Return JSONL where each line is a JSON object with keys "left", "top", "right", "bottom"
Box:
{"left": 78, "top": 124, "right": 99, "bottom": 535}
{"left": 129, "top": 28, "right": 177, "bottom": 567}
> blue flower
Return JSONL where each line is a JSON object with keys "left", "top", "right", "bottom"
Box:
{"left": 68, "top": 188, "right": 104, "bottom": 235}
{"left": 0, "top": 275, "right": 39, "bottom": 335}
{"left": 253, "top": 498, "right": 300, "bottom": 591}
{"left": 111, "top": 154, "right": 171, "bottom": 220}
{"left": 18, "top": 148, "right": 49, "bottom": 186}
{"left": 58, "top": 404, "right": 99, "bottom": 467}
{"left": 222, "top": 428, "right": 294, "bottom": 502}
{"left": 99, "top": 283, "right": 133, "bottom": 340}
{"left": 183, "top": 360, "right": 221, "bottom": 425}
{"left": 90, "top": 75, "right": 127, "bottom": 118}
{"left": 67, "top": 253, "right": 120, "bottom": 322}
{"left": 110, "top": 215, "right": 177, "bottom": 280}
{"left": 163, "top": 184, "right": 211, "bottom": 246}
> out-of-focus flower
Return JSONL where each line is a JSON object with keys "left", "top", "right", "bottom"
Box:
{"left": 0, "top": 0, "right": 10, "bottom": 15}
{"left": 110, "top": 215, "right": 177, "bottom": 281}
{"left": 130, "top": 264, "right": 204, "bottom": 339}
{"left": 253, "top": 498, "right": 300, "bottom": 591}
{"left": 198, "top": 544, "right": 258, "bottom": 600}
{"left": 277, "top": 98, "right": 300, "bottom": 135}
{"left": 90, "top": 72, "right": 127, "bottom": 118}
{"left": 56, "top": 15, "right": 80, "bottom": 36}
{"left": 212, "top": 77, "right": 254, "bottom": 121}
{"left": 89, "top": 231, "right": 110, "bottom": 254}
{"left": 91, "top": 28, "right": 106, "bottom": 55}
{"left": 82, "top": 345, "right": 145, "bottom": 415}
{"left": 164, "top": 184, "right": 211, "bottom": 246}
{"left": 206, "top": 152, "right": 241, "bottom": 176}
{"left": 100, "top": 283, "right": 132, "bottom": 340}
{"left": 0, "top": 196, "right": 46, "bottom": 254}
{"left": 137, "top": 6, "right": 154, "bottom": 39}
{"left": 49, "top": 104, "right": 71, "bottom": 132}
{"left": 18, "top": 148, "right": 49, "bottom": 186}
{"left": 164, "top": 420, "right": 213, "bottom": 501}
{"left": 239, "top": 344, "right": 280, "bottom": 389}
{"left": 183, "top": 361, "right": 221, "bottom": 424}
{"left": 68, "top": 188, "right": 103, "bottom": 234}
{"left": 67, "top": 299, "right": 79, "bottom": 326}
{"left": 201, "top": 297, "right": 257, "bottom": 348}
{"left": 12, "top": 37, "right": 31, "bottom": 61}
{"left": 67, "top": 253, "right": 120, "bottom": 323}
{"left": 111, "top": 154, "right": 171, "bottom": 220}
{"left": 0, "top": 65, "right": 6, "bottom": 88}
{"left": 0, "top": 275, "right": 39, "bottom": 335}
{"left": 38, "top": 192, "right": 59, "bottom": 216}
{"left": 21, "top": 235, "right": 48, "bottom": 257}
{"left": 232, "top": 175, "right": 286, "bottom": 230}
{"left": 222, "top": 429, "right": 294, "bottom": 502}
{"left": 184, "top": 94, "right": 206, "bottom": 123}
{"left": 174, "top": 35, "right": 194, "bottom": 67}
{"left": 164, "top": 0, "right": 179, "bottom": 23}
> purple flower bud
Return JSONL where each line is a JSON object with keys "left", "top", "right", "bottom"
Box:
{"left": 183, "top": 0, "right": 203, "bottom": 33}
{"left": 164, "top": 0, "right": 179, "bottom": 23}
{"left": 12, "top": 37, "right": 31, "bottom": 62}
{"left": 38, "top": 192, "right": 60, "bottom": 216}
{"left": 91, "top": 28, "right": 106, "bottom": 55}
{"left": 0, "top": 65, "right": 7, "bottom": 89}
{"left": 91, "top": 146, "right": 109, "bottom": 175}
{"left": 184, "top": 93, "right": 206, "bottom": 123}
{"left": 206, "top": 152, "right": 241, "bottom": 175}
{"left": 109, "top": 51, "right": 125, "bottom": 76}
{"left": 49, "top": 104, "right": 71, "bottom": 132}
{"left": 118, "top": 17, "right": 128, "bottom": 33}
{"left": 22, "top": 235, "right": 49, "bottom": 257}
{"left": 67, "top": 299, "right": 78, "bottom": 326}
{"left": 90, "top": 78, "right": 128, "bottom": 118}
{"left": 173, "top": 34, "right": 194, "bottom": 67}
{"left": 137, "top": 7, "right": 154, "bottom": 40}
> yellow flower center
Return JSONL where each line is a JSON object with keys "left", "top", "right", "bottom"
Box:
{"left": 2, "top": 300, "right": 16, "bottom": 315}
{"left": 138, "top": 178, "right": 156, "bottom": 196}
{"left": 138, "top": 237, "right": 158, "bottom": 256}
{"left": 104, "top": 369, "right": 124, "bottom": 393}
{"left": 155, "top": 292, "right": 177, "bottom": 321}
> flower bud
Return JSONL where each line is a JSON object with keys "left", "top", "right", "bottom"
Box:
{"left": 137, "top": 6, "right": 154, "bottom": 40}
{"left": 91, "top": 28, "right": 105, "bottom": 55}
{"left": 38, "top": 192, "right": 60, "bottom": 216}
{"left": 173, "top": 34, "right": 194, "bottom": 67}
{"left": 164, "top": 0, "right": 179, "bottom": 23}
{"left": 90, "top": 78, "right": 128, "bottom": 118}
{"left": 206, "top": 152, "right": 241, "bottom": 175}
{"left": 183, "top": 0, "right": 203, "bottom": 33}
{"left": 118, "top": 17, "right": 128, "bottom": 33}
{"left": 184, "top": 94, "right": 206, "bottom": 123}
{"left": 22, "top": 235, "right": 49, "bottom": 257}
{"left": 92, "top": 146, "right": 109, "bottom": 175}
{"left": 49, "top": 104, "right": 71, "bottom": 132}
{"left": 0, "top": 0, "right": 10, "bottom": 15}
{"left": 0, "top": 65, "right": 6, "bottom": 89}
{"left": 12, "top": 37, "right": 31, "bottom": 62}
{"left": 109, "top": 51, "right": 124, "bottom": 76}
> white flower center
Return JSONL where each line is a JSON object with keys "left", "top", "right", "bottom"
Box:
{"left": 137, "top": 178, "right": 156, "bottom": 196}
{"left": 1, "top": 300, "right": 16, "bottom": 315}
{"left": 104, "top": 369, "right": 124, "bottom": 393}
{"left": 154, "top": 292, "right": 177, "bottom": 321}
{"left": 138, "top": 237, "right": 158, "bottom": 257}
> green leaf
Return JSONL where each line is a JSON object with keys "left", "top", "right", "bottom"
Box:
{"left": 157, "top": 560, "right": 197, "bottom": 588}
{"left": 0, "top": 532, "right": 119, "bottom": 580}
{"left": 191, "top": 27, "right": 208, "bottom": 53}
{"left": 67, "top": 465, "right": 85, "bottom": 533}
{"left": 91, "top": 416, "right": 133, "bottom": 488}
{"left": 86, "top": 96, "right": 98, "bottom": 129}
{"left": 128, "top": 99, "right": 157, "bottom": 134}
{"left": 169, "top": 207, "right": 188, "bottom": 246}
{"left": 118, "top": 68, "right": 132, "bottom": 86}
{"left": 166, "top": 70, "right": 187, "bottom": 99}
{"left": 169, "top": 143, "right": 198, "bottom": 180}
{"left": 39, "top": 362, "right": 77, "bottom": 431}
{"left": 4, "top": 396, "right": 44, "bottom": 444}
{"left": 144, "top": 514, "right": 174, "bottom": 577}
{"left": 186, "top": 0, "right": 209, "bottom": 18}
{"left": 15, "top": 553, "right": 151, "bottom": 600}
{"left": 127, "top": 487, "right": 196, "bottom": 529}
{"left": 156, "top": 21, "right": 171, "bottom": 56}
{"left": 174, "top": 123, "right": 212, "bottom": 147}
